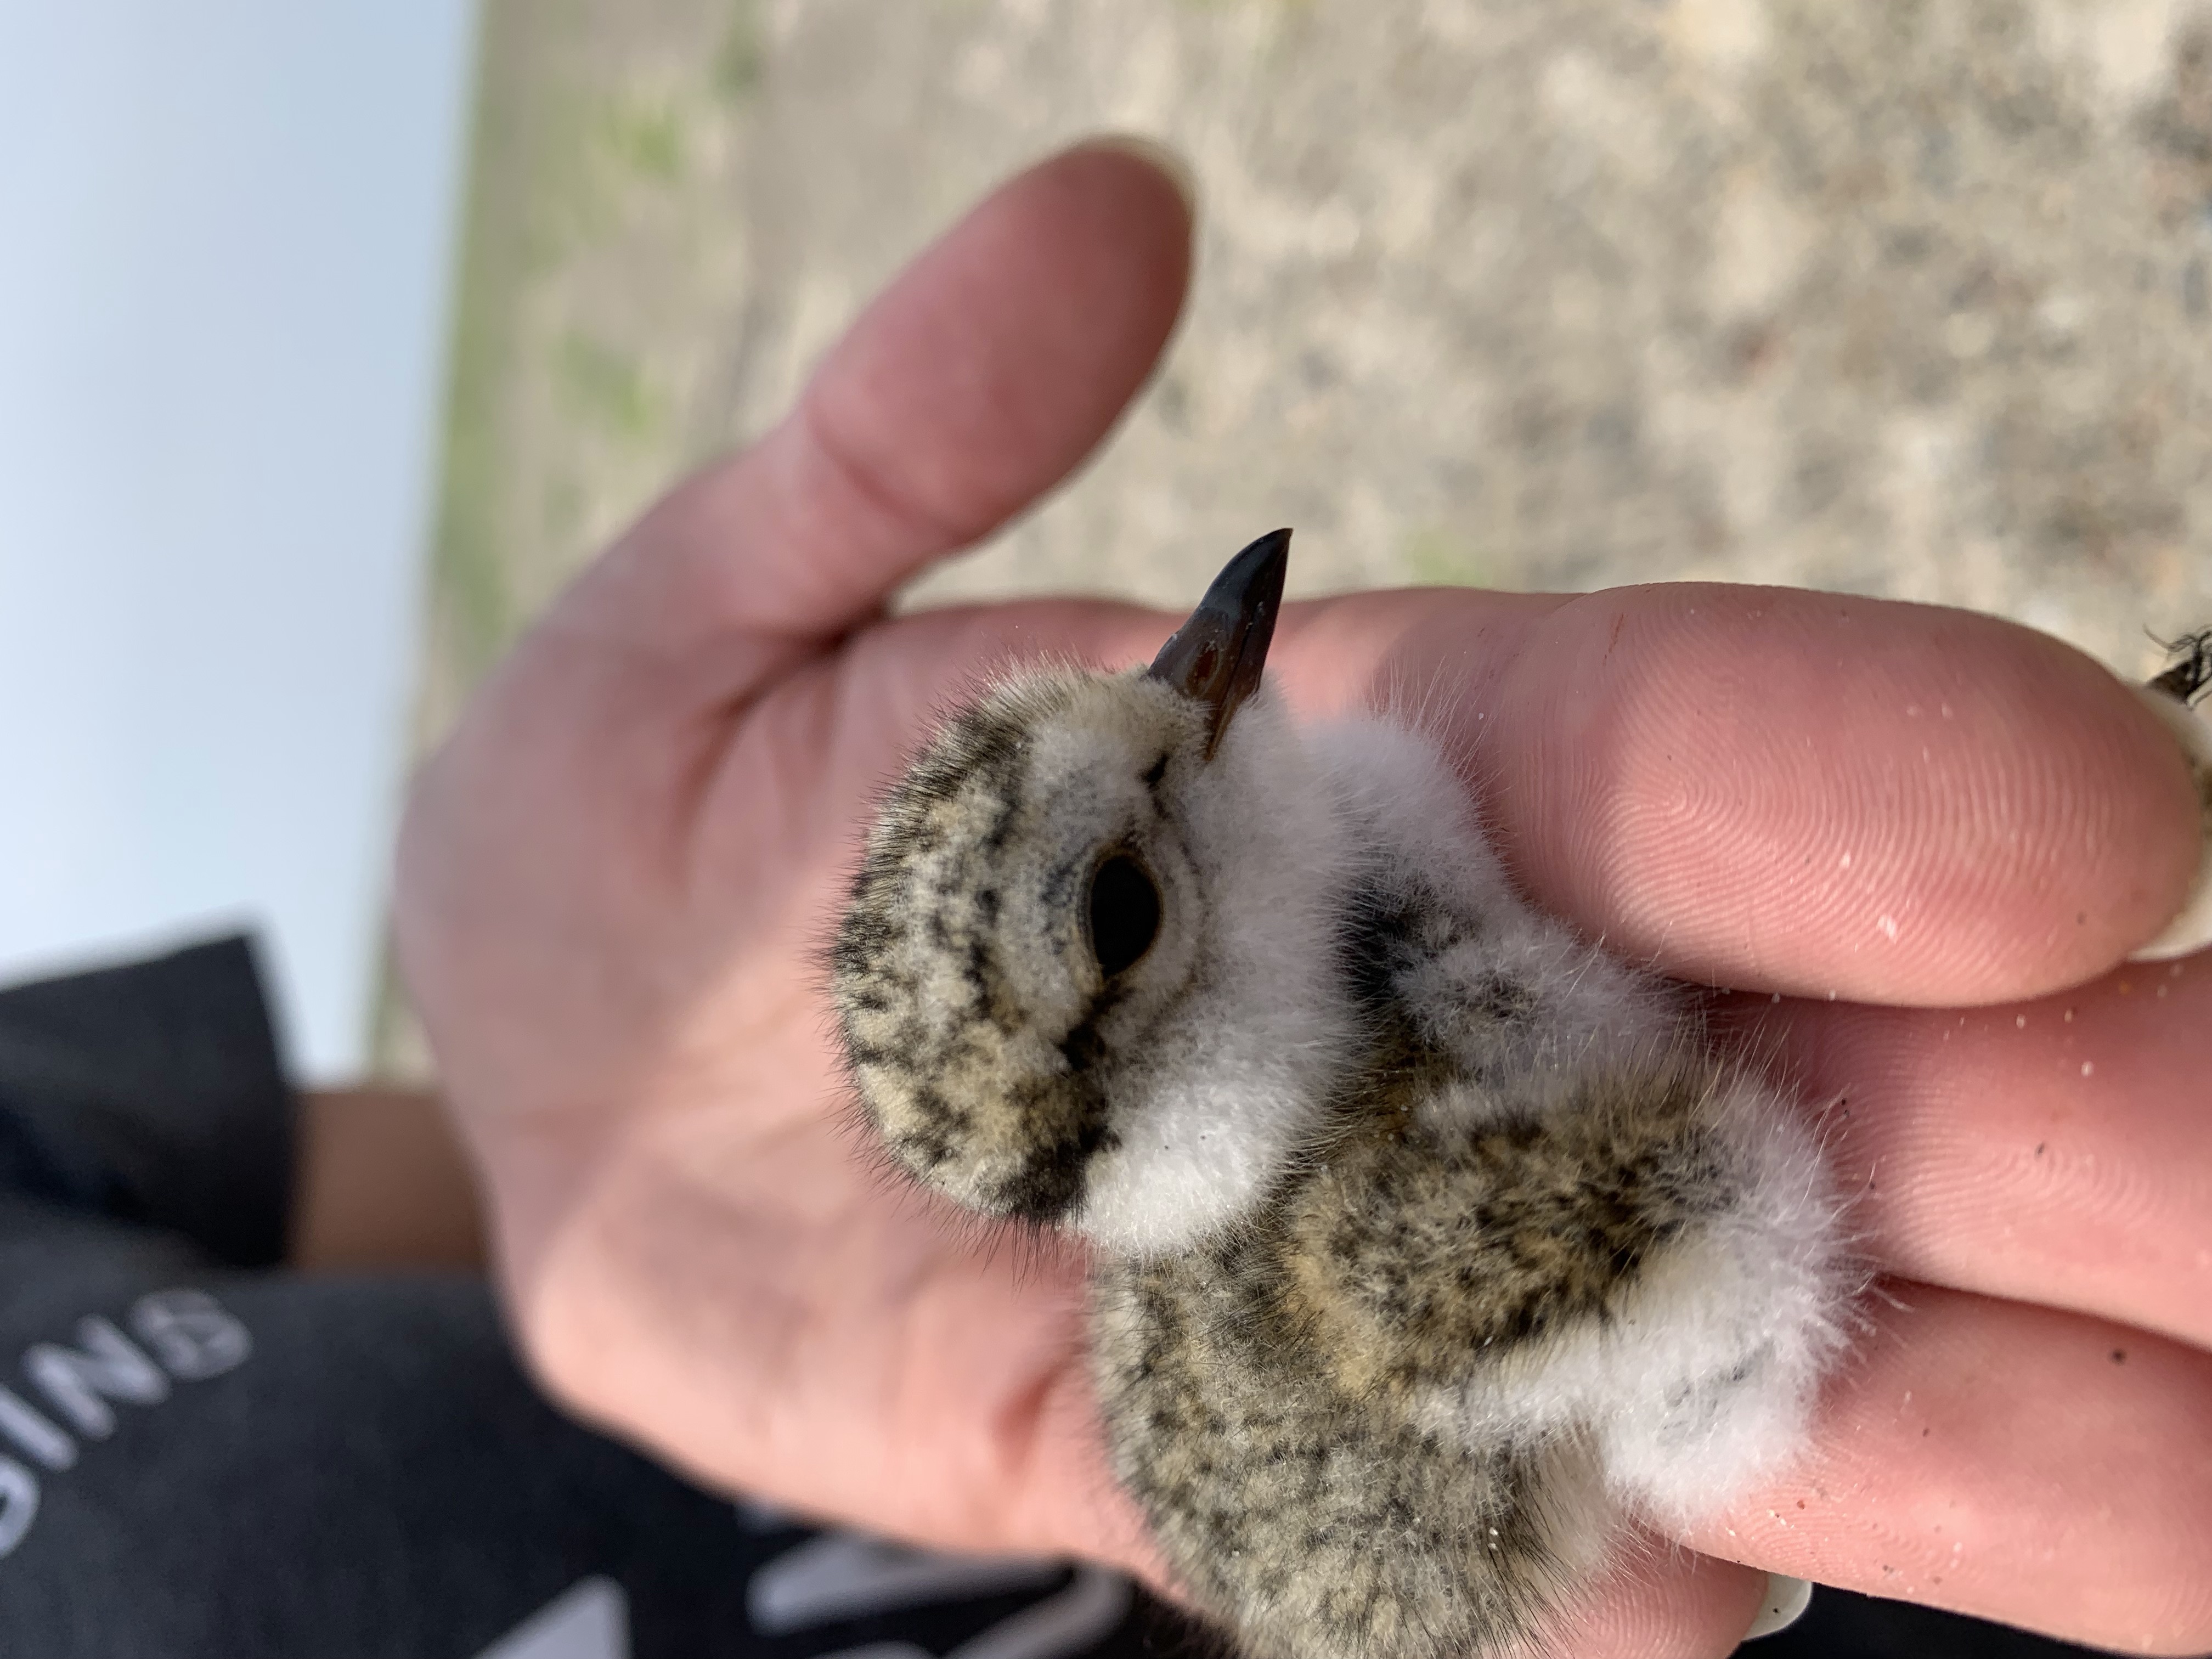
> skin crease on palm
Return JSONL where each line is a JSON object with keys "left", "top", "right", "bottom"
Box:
{"left": 393, "top": 142, "right": 2212, "bottom": 1656}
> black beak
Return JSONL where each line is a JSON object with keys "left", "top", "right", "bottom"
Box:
{"left": 1147, "top": 528, "right": 1291, "bottom": 759}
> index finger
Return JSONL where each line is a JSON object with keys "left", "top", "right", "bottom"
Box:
{"left": 1271, "top": 582, "right": 2199, "bottom": 1005}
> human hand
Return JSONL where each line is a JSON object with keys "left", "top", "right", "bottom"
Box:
{"left": 393, "top": 140, "right": 2212, "bottom": 1655}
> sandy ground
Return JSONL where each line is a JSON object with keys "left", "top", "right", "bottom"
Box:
{"left": 375, "top": 0, "right": 2212, "bottom": 1072}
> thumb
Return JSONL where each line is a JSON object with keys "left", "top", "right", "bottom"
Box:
{"left": 581, "top": 137, "right": 1194, "bottom": 667}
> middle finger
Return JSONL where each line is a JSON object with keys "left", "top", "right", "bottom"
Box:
{"left": 1716, "top": 955, "right": 2212, "bottom": 1352}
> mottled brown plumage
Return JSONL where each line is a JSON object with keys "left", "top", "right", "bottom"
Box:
{"left": 832, "top": 533, "right": 1855, "bottom": 1659}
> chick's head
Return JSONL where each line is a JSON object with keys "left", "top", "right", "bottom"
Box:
{"left": 833, "top": 533, "right": 1352, "bottom": 1256}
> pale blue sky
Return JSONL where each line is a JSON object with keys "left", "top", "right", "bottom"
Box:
{"left": 0, "top": 3, "right": 476, "bottom": 1076}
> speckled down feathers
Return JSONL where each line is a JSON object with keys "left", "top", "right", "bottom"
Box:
{"left": 833, "top": 671, "right": 1854, "bottom": 1659}
{"left": 834, "top": 674, "right": 1110, "bottom": 1221}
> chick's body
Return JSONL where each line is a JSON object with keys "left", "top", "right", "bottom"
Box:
{"left": 833, "top": 539, "right": 1850, "bottom": 1659}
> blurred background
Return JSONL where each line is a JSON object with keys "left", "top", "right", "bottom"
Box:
{"left": 3, "top": 0, "right": 2210, "bottom": 1083}
{"left": 0, "top": 3, "right": 473, "bottom": 1077}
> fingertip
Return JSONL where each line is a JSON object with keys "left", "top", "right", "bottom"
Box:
{"left": 1483, "top": 586, "right": 2202, "bottom": 1005}
{"left": 1074, "top": 132, "right": 1199, "bottom": 223}
{"left": 602, "top": 138, "right": 1194, "bottom": 657}
{"left": 791, "top": 134, "right": 1195, "bottom": 579}
{"left": 1742, "top": 1575, "right": 1814, "bottom": 1639}
{"left": 1534, "top": 1543, "right": 1770, "bottom": 1659}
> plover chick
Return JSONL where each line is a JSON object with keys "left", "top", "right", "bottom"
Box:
{"left": 832, "top": 531, "right": 1855, "bottom": 1659}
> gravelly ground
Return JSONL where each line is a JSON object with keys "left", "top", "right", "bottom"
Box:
{"left": 376, "top": 0, "right": 2212, "bottom": 1070}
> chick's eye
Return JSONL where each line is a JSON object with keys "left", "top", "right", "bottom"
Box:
{"left": 1087, "top": 854, "right": 1161, "bottom": 978}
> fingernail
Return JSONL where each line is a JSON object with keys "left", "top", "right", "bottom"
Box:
{"left": 1082, "top": 133, "right": 1199, "bottom": 218}
{"left": 1741, "top": 1573, "right": 1813, "bottom": 1641}
{"left": 2126, "top": 684, "right": 2212, "bottom": 963}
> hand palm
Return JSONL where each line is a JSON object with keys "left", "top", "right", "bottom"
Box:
{"left": 397, "top": 144, "right": 2212, "bottom": 1655}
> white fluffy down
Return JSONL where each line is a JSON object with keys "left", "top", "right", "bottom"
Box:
{"left": 1312, "top": 714, "right": 1853, "bottom": 1522}
{"left": 1075, "top": 693, "right": 1851, "bottom": 1517}
{"left": 1590, "top": 1074, "right": 1854, "bottom": 1521}
{"left": 1308, "top": 714, "right": 1680, "bottom": 1086}
{"left": 1074, "top": 689, "right": 1361, "bottom": 1258}
{"left": 1410, "top": 1070, "right": 1852, "bottom": 1522}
